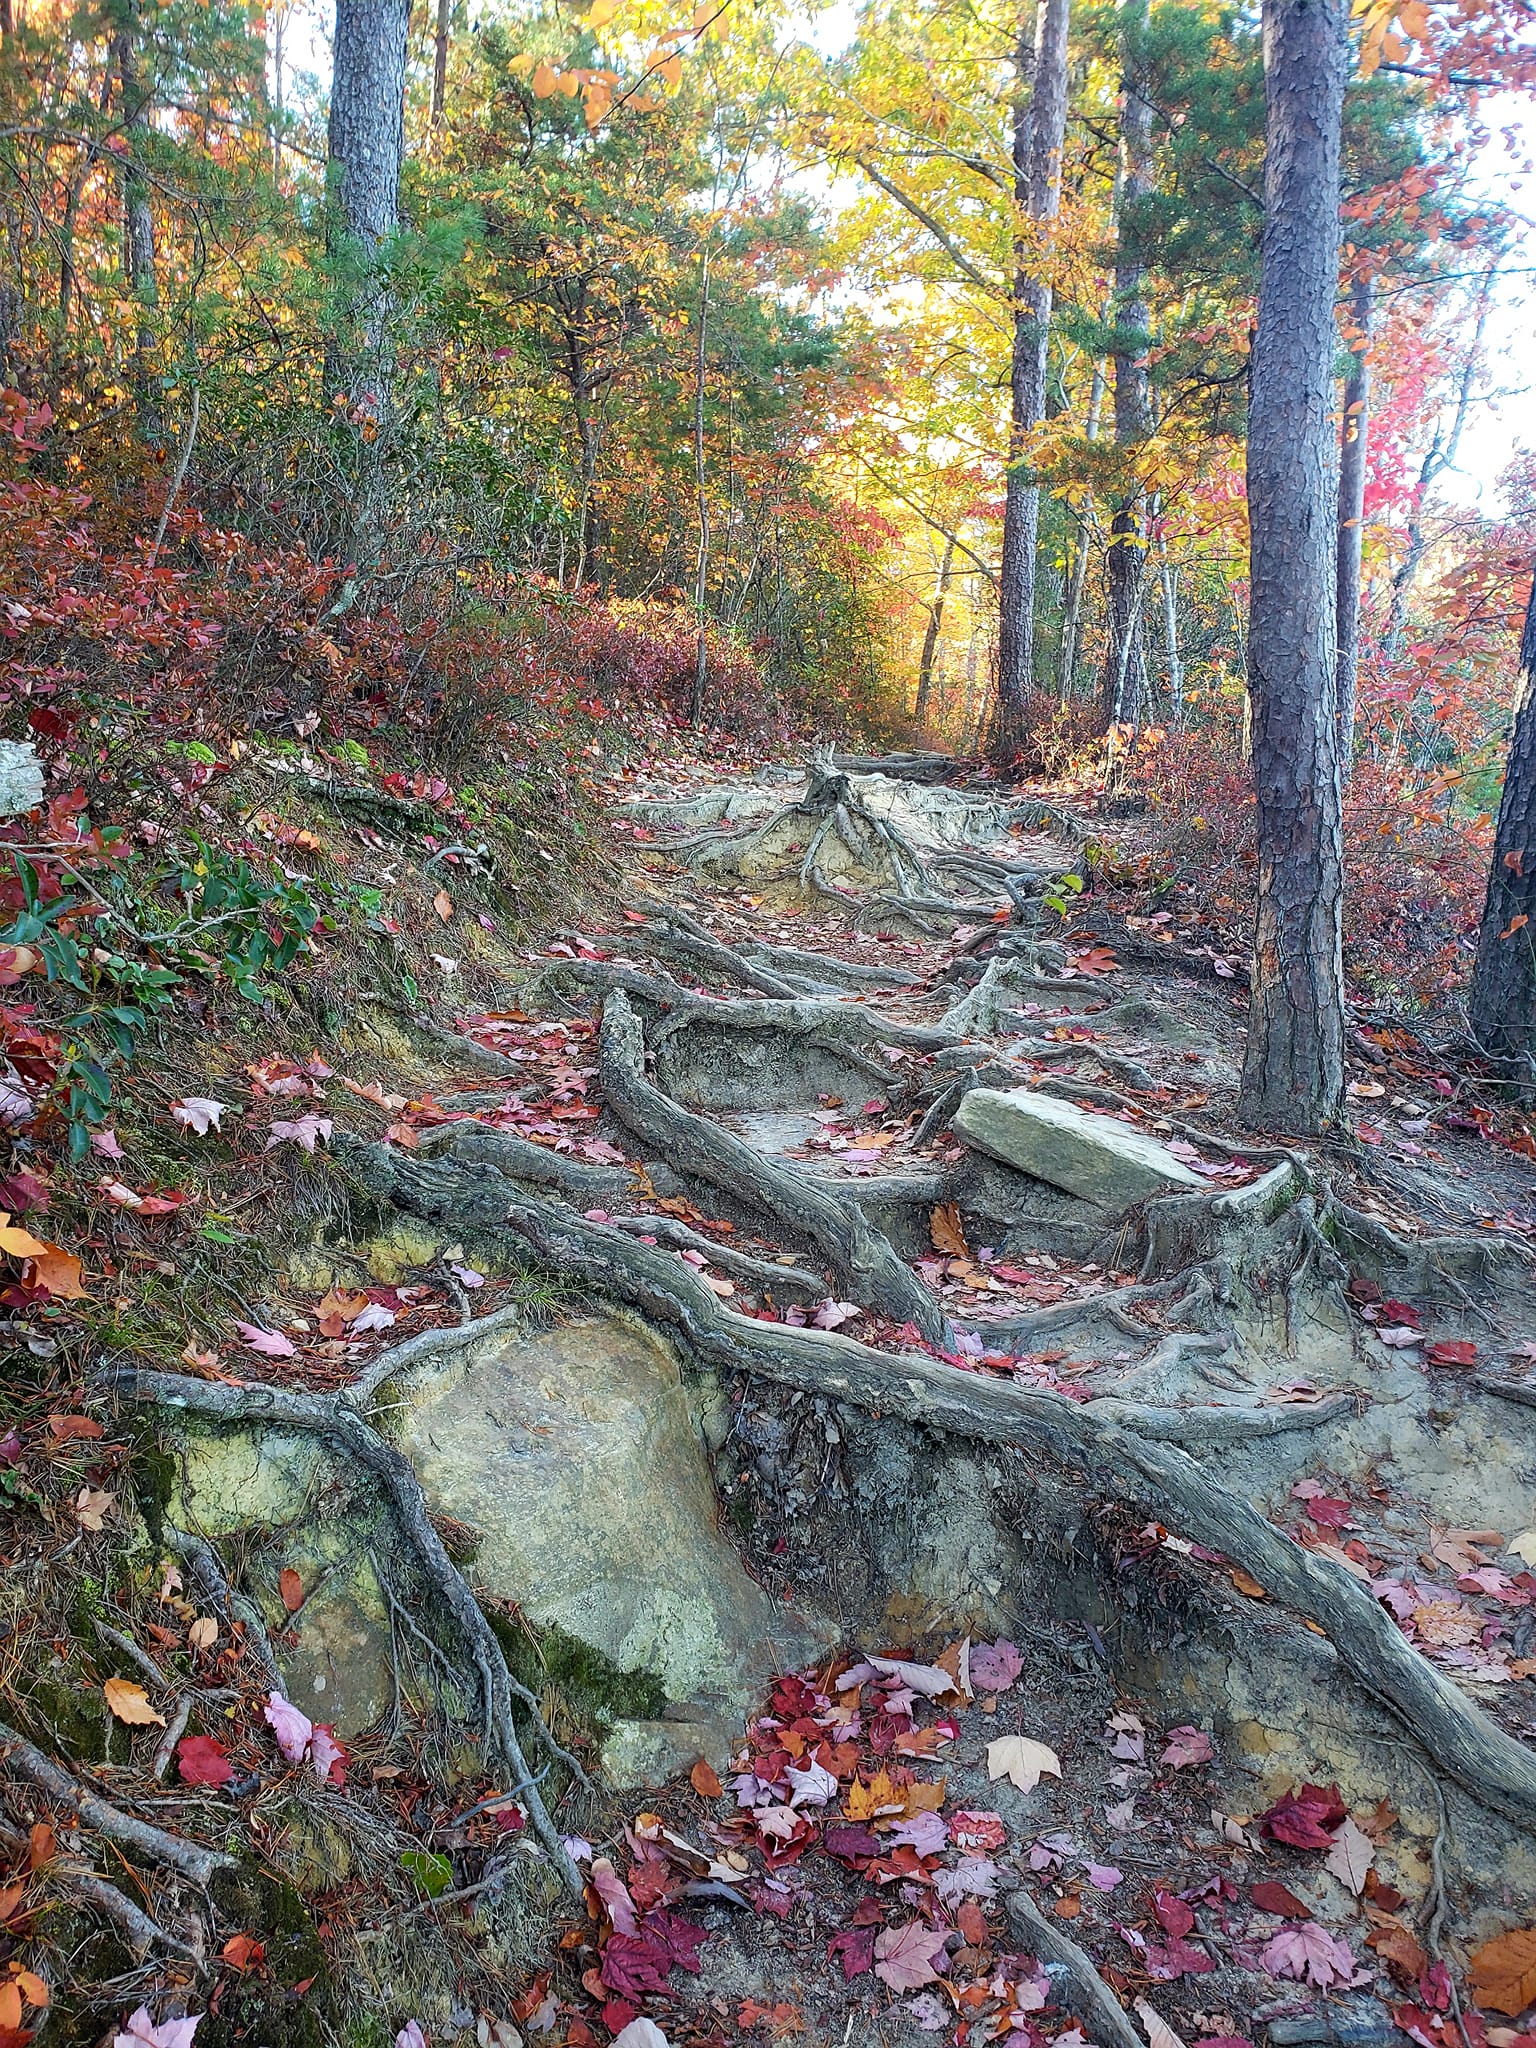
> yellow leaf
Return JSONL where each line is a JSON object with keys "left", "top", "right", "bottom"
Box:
{"left": 509, "top": 51, "right": 535, "bottom": 75}
{"left": 691, "top": 0, "right": 714, "bottom": 23}
{"left": 0, "top": 1215, "right": 50, "bottom": 1259}
{"left": 103, "top": 1676, "right": 166, "bottom": 1727}
{"left": 582, "top": 0, "right": 619, "bottom": 22}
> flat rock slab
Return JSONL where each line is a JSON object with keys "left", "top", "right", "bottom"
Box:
{"left": 952, "top": 1087, "right": 1206, "bottom": 1207}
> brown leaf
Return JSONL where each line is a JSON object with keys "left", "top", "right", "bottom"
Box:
{"left": 1473, "top": 1924, "right": 1536, "bottom": 2015}
{"left": 0, "top": 1888, "right": 25, "bottom": 1928}
{"left": 433, "top": 889, "right": 454, "bottom": 922}
{"left": 103, "top": 1676, "right": 165, "bottom": 1727}
{"left": 187, "top": 1616, "right": 218, "bottom": 1652}
{"left": 26, "top": 1825, "right": 52, "bottom": 1872}
{"left": 929, "top": 1201, "right": 969, "bottom": 1259}
{"left": 279, "top": 1567, "right": 304, "bottom": 1613}
{"left": 1229, "top": 1568, "right": 1267, "bottom": 1598}
{"left": 47, "top": 1414, "right": 102, "bottom": 1442}
{"left": 222, "top": 1933, "right": 265, "bottom": 1973}
{"left": 690, "top": 1758, "right": 723, "bottom": 1798}
{"left": 1367, "top": 1920, "right": 1430, "bottom": 1984}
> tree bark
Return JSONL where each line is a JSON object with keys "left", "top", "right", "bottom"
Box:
{"left": 1237, "top": 0, "right": 1348, "bottom": 1136}
{"left": 431, "top": 0, "right": 450, "bottom": 128}
{"left": 1335, "top": 270, "right": 1372, "bottom": 782}
{"left": 112, "top": 15, "right": 162, "bottom": 442}
{"left": 328, "top": 0, "right": 407, "bottom": 251}
{"left": 915, "top": 535, "right": 956, "bottom": 727}
{"left": 1100, "top": 0, "right": 1154, "bottom": 729}
{"left": 690, "top": 249, "right": 712, "bottom": 726}
{"left": 993, "top": 0, "right": 1071, "bottom": 761}
{"left": 1060, "top": 355, "right": 1106, "bottom": 701}
{"left": 1468, "top": 569, "right": 1536, "bottom": 1068}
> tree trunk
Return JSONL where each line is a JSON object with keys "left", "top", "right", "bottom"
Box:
{"left": 1335, "top": 270, "right": 1372, "bottom": 782}
{"left": 1237, "top": 0, "right": 1348, "bottom": 1136}
{"left": 1100, "top": 0, "right": 1153, "bottom": 728}
{"left": 1060, "top": 354, "right": 1106, "bottom": 701}
{"left": 690, "top": 250, "right": 711, "bottom": 726}
{"left": 915, "top": 536, "right": 957, "bottom": 728}
{"left": 328, "top": 0, "right": 407, "bottom": 251}
{"left": 992, "top": 0, "right": 1071, "bottom": 761}
{"left": 432, "top": 0, "right": 450, "bottom": 128}
{"left": 1468, "top": 570, "right": 1536, "bottom": 1069}
{"left": 112, "top": 17, "right": 162, "bottom": 442}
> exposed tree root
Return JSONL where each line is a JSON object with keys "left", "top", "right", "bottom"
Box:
{"left": 102, "top": 1371, "right": 586, "bottom": 1895}
{"left": 337, "top": 1132, "right": 1536, "bottom": 1832}
{"left": 0, "top": 1719, "right": 237, "bottom": 1886}
{"left": 165, "top": 1527, "right": 286, "bottom": 1691}
{"left": 1003, "top": 1879, "right": 1143, "bottom": 2048}
{"left": 598, "top": 991, "right": 953, "bottom": 1345}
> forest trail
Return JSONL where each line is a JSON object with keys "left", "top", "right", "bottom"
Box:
{"left": 78, "top": 752, "right": 1536, "bottom": 2048}
{"left": 333, "top": 757, "right": 1536, "bottom": 2048}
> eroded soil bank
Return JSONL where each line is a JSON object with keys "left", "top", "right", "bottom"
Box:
{"left": 11, "top": 752, "right": 1536, "bottom": 2048}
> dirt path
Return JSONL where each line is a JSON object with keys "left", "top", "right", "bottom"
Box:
{"left": 107, "top": 753, "right": 1536, "bottom": 2048}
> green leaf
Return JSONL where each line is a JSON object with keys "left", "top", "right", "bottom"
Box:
{"left": 400, "top": 1849, "right": 453, "bottom": 1898}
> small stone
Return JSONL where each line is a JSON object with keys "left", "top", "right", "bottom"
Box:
{"left": 952, "top": 1087, "right": 1206, "bottom": 1207}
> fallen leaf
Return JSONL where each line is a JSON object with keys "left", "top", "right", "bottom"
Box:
{"left": 1250, "top": 1881, "right": 1310, "bottom": 1919}
{"left": 171, "top": 1097, "right": 227, "bottom": 1136}
{"left": 1509, "top": 1532, "right": 1536, "bottom": 1567}
{"left": 73, "top": 1487, "right": 114, "bottom": 1531}
{"left": 1229, "top": 1568, "right": 1267, "bottom": 1598}
{"left": 929, "top": 1202, "right": 969, "bottom": 1258}
{"left": 1261, "top": 1922, "right": 1358, "bottom": 1987}
{"left": 1425, "top": 1339, "right": 1478, "bottom": 1368}
{"left": 1160, "top": 1726, "right": 1213, "bottom": 1769}
{"left": 1325, "top": 1815, "right": 1374, "bottom": 1894}
{"left": 24, "top": 1243, "right": 87, "bottom": 1298}
{"left": 690, "top": 1758, "right": 723, "bottom": 1798}
{"left": 873, "top": 1919, "right": 950, "bottom": 1991}
{"left": 433, "top": 889, "right": 454, "bottom": 921}
{"left": 235, "top": 1321, "right": 296, "bottom": 1358}
{"left": 969, "top": 1639, "right": 1023, "bottom": 1692}
{"left": 986, "top": 1734, "right": 1061, "bottom": 1792}
{"left": 1471, "top": 1925, "right": 1536, "bottom": 2017}
{"left": 222, "top": 1934, "right": 264, "bottom": 1972}
{"left": 104, "top": 1676, "right": 165, "bottom": 1727}
{"left": 279, "top": 1567, "right": 304, "bottom": 1613}
{"left": 266, "top": 1115, "right": 331, "bottom": 1153}
{"left": 1134, "top": 1999, "right": 1190, "bottom": 2048}
{"left": 178, "top": 1735, "right": 234, "bottom": 1787}
{"left": 187, "top": 1617, "right": 217, "bottom": 1652}
{"left": 27, "top": 1824, "right": 53, "bottom": 1870}
{"left": 0, "top": 1215, "right": 50, "bottom": 1259}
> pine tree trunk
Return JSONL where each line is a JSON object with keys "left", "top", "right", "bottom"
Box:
{"left": 915, "top": 536, "right": 956, "bottom": 727}
{"left": 327, "top": 0, "right": 409, "bottom": 568}
{"left": 1468, "top": 571, "right": 1536, "bottom": 1069}
{"left": 993, "top": 0, "right": 1070, "bottom": 762}
{"left": 1237, "top": 0, "right": 1348, "bottom": 1136}
{"left": 328, "top": 0, "right": 407, "bottom": 251}
{"left": 1100, "top": 0, "right": 1153, "bottom": 728}
{"left": 432, "top": 0, "right": 450, "bottom": 128}
{"left": 112, "top": 17, "right": 162, "bottom": 442}
{"left": 1335, "top": 271, "right": 1372, "bottom": 783}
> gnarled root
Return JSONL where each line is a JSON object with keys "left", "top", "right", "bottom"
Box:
{"left": 337, "top": 1130, "right": 1536, "bottom": 1831}
{"left": 101, "top": 1368, "right": 586, "bottom": 1895}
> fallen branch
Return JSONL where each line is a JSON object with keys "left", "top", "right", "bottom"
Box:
{"left": 339, "top": 1133, "right": 1536, "bottom": 1831}
{"left": 0, "top": 1720, "right": 237, "bottom": 1886}
{"left": 599, "top": 990, "right": 952, "bottom": 1346}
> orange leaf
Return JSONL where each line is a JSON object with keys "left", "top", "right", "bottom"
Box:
{"left": 1500, "top": 914, "right": 1529, "bottom": 940}
{"left": 0, "top": 1888, "right": 25, "bottom": 1927}
{"left": 47, "top": 1414, "right": 102, "bottom": 1441}
{"left": 103, "top": 1676, "right": 165, "bottom": 1727}
{"left": 1471, "top": 1924, "right": 1536, "bottom": 2016}
{"left": 690, "top": 1757, "right": 722, "bottom": 1798}
{"left": 531, "top": 60, "right": 557, "bottom": 95}
{"left": 23, "top": 1244, "right": 87, "bottom": 1300}
{"left": 1229, "top": 1568, "right": 1267, "bottom": 1598}
{"left": 279, "top": 1567, "right": 304, "bottom": 1614}
{"left": 0, "top": 1216, "right": 50, "bottom": 1259}
{"left": 0, "top": 1987, "right": 20, "bottom": 2031}
{"left": 11, "top": 1976, "right": 45, "bottom": 2012}
{"left": 26, "top": 1825, "right": 52, "bottom": 1872}
{"left": 659, "top": 51, "right": 683, "bottom": 86}
{"left": 222, "top": 1933, "right": 265, "bottom": 1973}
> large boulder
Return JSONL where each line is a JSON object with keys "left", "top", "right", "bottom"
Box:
{"left": 952, "top": 1087, "right": 1206, "bottom": 1208}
